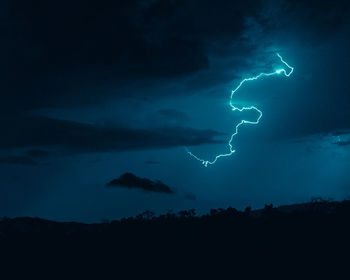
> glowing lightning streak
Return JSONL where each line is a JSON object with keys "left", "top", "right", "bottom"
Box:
{"left": 187, "top": 53, "right": 294, "bottom": 167}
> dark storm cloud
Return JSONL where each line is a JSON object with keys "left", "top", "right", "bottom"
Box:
{"left": 281, "top": 114, "right": 350, "bottom": 141}
{"left": 0, "top": 0, "right": 262, "bottom": 111}
{"left": 0, "top": 0, "right": 349, "bottom": 140}
{"left": 1, "top": 0, "right": 349, "bottom": 109}
{"left": 0, "top": 156, "right": 38, "bottom": 166}
{"left": 285, "top": 0, "right": 350, "bottom": 34}
{"left": 25, "top": 149, "right": 50, "bottom": 159}
{"left": 0, "top": 115, "right": 224, "bottom": 153}
{"left": 254, "top": 0, "right": 350, "bottom": 43}
{"left": 107, "top": 172, "right": 174, "bottom": 194}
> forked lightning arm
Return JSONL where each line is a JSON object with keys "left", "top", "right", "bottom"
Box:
{"left": 186, "top": 53, "right": 294, "bottom": 167}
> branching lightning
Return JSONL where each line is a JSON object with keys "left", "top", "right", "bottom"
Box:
{"left": 187, "top": 53, "right": 294, "bottom": 167}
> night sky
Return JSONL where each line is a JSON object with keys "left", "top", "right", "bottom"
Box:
{"left": 1, "top": 0, "right": 350, "bottom": 222}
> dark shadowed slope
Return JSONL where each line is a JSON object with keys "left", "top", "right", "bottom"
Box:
{"left": 1, "top": 200, "right": 350, "bottom": 277}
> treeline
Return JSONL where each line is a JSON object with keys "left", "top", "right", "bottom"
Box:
{"left": 1, "top": 199, "right": 350, "bottom": 277}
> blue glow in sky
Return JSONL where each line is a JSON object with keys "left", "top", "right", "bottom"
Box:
{"left": 187, "top": 53, "right": 294, "bottom": 166}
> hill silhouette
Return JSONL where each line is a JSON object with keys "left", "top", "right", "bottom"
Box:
{"left": 1, "top": 199, "right": 350, "bottom": 278}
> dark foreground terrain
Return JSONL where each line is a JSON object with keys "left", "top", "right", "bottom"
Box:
{"left": 1, "top": 200, "right": 350, "bottom": 278}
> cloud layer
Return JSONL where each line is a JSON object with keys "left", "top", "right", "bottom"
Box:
{"left": 0, "top": 115, "right": 224, "bottom": 154}
{"left": 107, "top": 172, "right": 174, "bottom": 194}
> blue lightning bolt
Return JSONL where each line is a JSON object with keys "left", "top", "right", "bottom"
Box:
{"left": 186, "top": 53, "right": 294, "bottom": 167}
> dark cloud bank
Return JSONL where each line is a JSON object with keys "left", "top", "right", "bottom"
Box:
{"left": 107, "top": 172, "right": 174, "bottom": 194}
{"left": 0, "top": 0, "right": 349, "bottom": 149}
{"left": 0, "top": 0, "right": 262, "bottom": 111}
{"left": 0, "top": 156, "right": 37, "bottom": 166}
{"left": 0, "top": 115, "right": 223, "bottom": 154}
